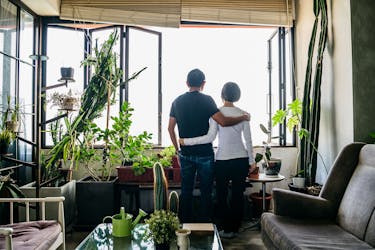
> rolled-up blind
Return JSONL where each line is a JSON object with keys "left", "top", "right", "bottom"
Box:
{"left": 181, "top": 0, "right": 294, "bottom": 27}
{"left": 60, "top": 0, "right": 294, "bottom": 27}
{"left": 60, "top": 0, "right": 182, "bottom": 27}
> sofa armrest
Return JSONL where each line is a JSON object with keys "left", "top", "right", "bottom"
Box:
{"left": 273, "top": 188, "right": 335, "bottom": 219}
{"left": 0, "top": 227, "right": 13, "bottom": 250}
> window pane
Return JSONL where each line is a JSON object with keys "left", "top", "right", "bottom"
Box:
{"left": 0, "top": 0, "right": 17, "bottom": 101}
{"left": 149, "top": 27, "right": 274, "bottom": 146}
{"left": 18, "top": 10, "right": 34, "bottom": 164}
{"left": 128, "top": 28, "right": 159, "bottom": 145}
{"left": 45, "top": 27, "right": 84, "bottom": 145}
{"left": 285, "top": 29, "right": 294, "bottom": 145}
{"left": 91, "top": 27, "right": 120, "bottom": 134}
{"left": 0, "top": 0, "right": 17, "bottom": 57}
{"left": 270, "top": 31, "right": 280, "bottom": 144}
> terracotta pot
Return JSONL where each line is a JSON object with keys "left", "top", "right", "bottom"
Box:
{"left": 116, "top": 166, "right": 154, "bottom": 183}
{"left": 172, "top": 155, "right": 180, "bottom": 168}
{"left": 249, "top": 191, "right": 272, "bottom": 217}
{"left": 248, "top": 166, "right": 260, "bottom": 179}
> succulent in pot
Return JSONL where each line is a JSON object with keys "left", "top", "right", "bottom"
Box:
{"left": 0, "top": 129, "right": 15, "bottom": 155}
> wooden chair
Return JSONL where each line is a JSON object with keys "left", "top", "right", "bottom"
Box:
{"left": 0, "top": 196, "right": 65, "bottom": 250}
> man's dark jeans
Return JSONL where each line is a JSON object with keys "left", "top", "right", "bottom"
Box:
{"left": 178, "top": 153, "right": 214, "bottom": 223}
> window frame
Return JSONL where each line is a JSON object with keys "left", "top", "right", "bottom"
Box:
{"left": 267, "top": 27, "right": 296, "bottom": 147}
{"left": 41, "top": 19, "right": 163, "bottom": 147}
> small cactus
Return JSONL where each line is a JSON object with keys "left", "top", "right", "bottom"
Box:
{"left": 168, "top": 190, "right": 179, "bottom": 214}
{"left": 153, "top": 162, "right": 168, "bottom": 210}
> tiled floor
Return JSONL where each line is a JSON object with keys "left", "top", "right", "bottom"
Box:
{"left": 65, "top": 220, "right": 266, "bottom": 249}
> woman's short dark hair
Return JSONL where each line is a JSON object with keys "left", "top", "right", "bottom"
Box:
{"left": 187, "top": 68, "right": 205, "bottom": 87}
{"left": 221, "top": 82, "right": 241, "bottom": 102}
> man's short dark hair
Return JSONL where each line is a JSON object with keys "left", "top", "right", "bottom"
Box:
{"left": 187, "top": 69, "right": 205, "bottom": 87}
{"left": 221, "top": 82, "right": 241, "bottom": 102}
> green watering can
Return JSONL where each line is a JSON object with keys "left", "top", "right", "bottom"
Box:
{"left": 103, "top": 207, "right": 147, "bottom": 237}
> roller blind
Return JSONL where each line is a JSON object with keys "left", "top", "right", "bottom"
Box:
{"left": 181, "top": 0, "right": 294, "bottom": 27}
{"left": 60, "top": 0, "right": 294, "bottom": 27}
{"left": 60, "top": 0, "right": 181, "bottom": 27}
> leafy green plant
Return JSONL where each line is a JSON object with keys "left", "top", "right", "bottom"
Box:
{"left": 254, "top": 123, "right": 280, "bottom": 169}
{"left": 145, "top": 209, "right": 179, "bottom": 245}
{"left": 272, "top": 99, "right": 327, "bottom": 180}
{"left": 0, "top": 129, "right": 15, "bottom": 145}
{"left": 0, "top": 171, "right": 25, "bottom": 198}
{"left": 369, "top": 132, "right": 375, "bottom": 143}
{"left": 108, "top": 102, "right": 153, "bottom": 175}
{"left": 44, "top": 30, "right": 145, "bottom": 175}
{"left": 158, "top": 146, "right": 176, "bottom": 167}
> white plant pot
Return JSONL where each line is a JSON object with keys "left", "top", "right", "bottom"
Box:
{"left": 292, "top": 177, "right": 305, "bottom": 188}
{"left": 20, "top": 180, "right": 76, "bottom": 228}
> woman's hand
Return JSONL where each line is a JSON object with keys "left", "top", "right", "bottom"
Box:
{"left": 179, "top": 138, "right": 185, "bottom": 146}
{"left": 249, "top": 163, "right": 258, "bottom": 174}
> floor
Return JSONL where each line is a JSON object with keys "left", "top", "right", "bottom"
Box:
{"left": 65, "top": 220, "right": 266, "bottom": 249}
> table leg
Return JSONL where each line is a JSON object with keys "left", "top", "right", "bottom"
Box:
{"left": 262, "top": 182, "right": 266, "bottom": 212}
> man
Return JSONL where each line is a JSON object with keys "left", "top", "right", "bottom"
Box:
{"left": 168, "top": 68, "right": 249, "bottom": 222}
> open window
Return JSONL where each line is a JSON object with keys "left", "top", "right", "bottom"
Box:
{"left": 124, "top": 26, "right": 162, "bottom": 145}
{"left": 267, "top": 27, "right": 295, "bottom": 146}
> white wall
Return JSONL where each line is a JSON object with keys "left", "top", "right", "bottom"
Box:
{"left": 295, "top": 0, "right": 354, "bottom": 184}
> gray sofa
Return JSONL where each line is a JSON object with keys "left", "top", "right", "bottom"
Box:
{"left": 261, "top": 142, "right": 375, "bottom": 249}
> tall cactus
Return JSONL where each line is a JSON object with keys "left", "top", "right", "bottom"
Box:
{"left": 153, "top": 162, "right": 168, "bottom": 210}
{"left": 300, "top": 0, "right": 328, "bottom": 186}
{"left": 168, "top": 191, "right": 179, "bottom": 214}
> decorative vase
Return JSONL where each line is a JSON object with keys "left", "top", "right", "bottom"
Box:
{"left": 155, "top": 242, "right": 170, "bottom": 250}
{"left": 176, "top": 228, "right": 191, "bottom": 250}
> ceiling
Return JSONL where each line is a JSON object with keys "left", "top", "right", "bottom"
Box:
{"left": 21, "top": 0, "right": 60, "bottom": 16}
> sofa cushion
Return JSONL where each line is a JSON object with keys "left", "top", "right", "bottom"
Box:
{"left": 337, "top": 144, "right": 375, "bottom": 245}
{"left": 261, "top": 213, "right": 374, "bottom": 250}
{"left": 0, "top": 220, "right": 61, "bottom": 250}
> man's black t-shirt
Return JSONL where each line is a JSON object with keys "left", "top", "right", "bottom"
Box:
{"left": 170, "top": 91, "right": 219, "bottom": 156}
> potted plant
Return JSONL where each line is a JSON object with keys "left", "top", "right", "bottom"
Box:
{"left": 255, "top": 124, "right": 282, "bottom": 176}
{"left": 0, "top": 171, "right": 25, "bottom": 224}
{"left": 272, "top": 99, "right": 328, "bottom": 191}
{"left": 0, "top": 129, "right": 15, "bottom": 155}
{"left": 145, "top": 209, "right": 180, "bottom": 250}
{"left": 48, "top": 89, "right": 80, "bottom": 110}
{"left": 111, "top": 102, "right": 154, "bottom": 182}
{"left": 1, "top": 95, "right": 22, "bottom": 133}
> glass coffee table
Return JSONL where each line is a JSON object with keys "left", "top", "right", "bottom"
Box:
{"left": 76, "top": 223, "right": 223, "bottom": 250}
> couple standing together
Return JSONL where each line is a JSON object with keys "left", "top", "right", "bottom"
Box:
{"left": 168, "top": 68, "right": 256, "bottom": 238}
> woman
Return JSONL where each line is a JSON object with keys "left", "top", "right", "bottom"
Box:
{"left": 180, "top": 81, "right": 256, "bottom": 238}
